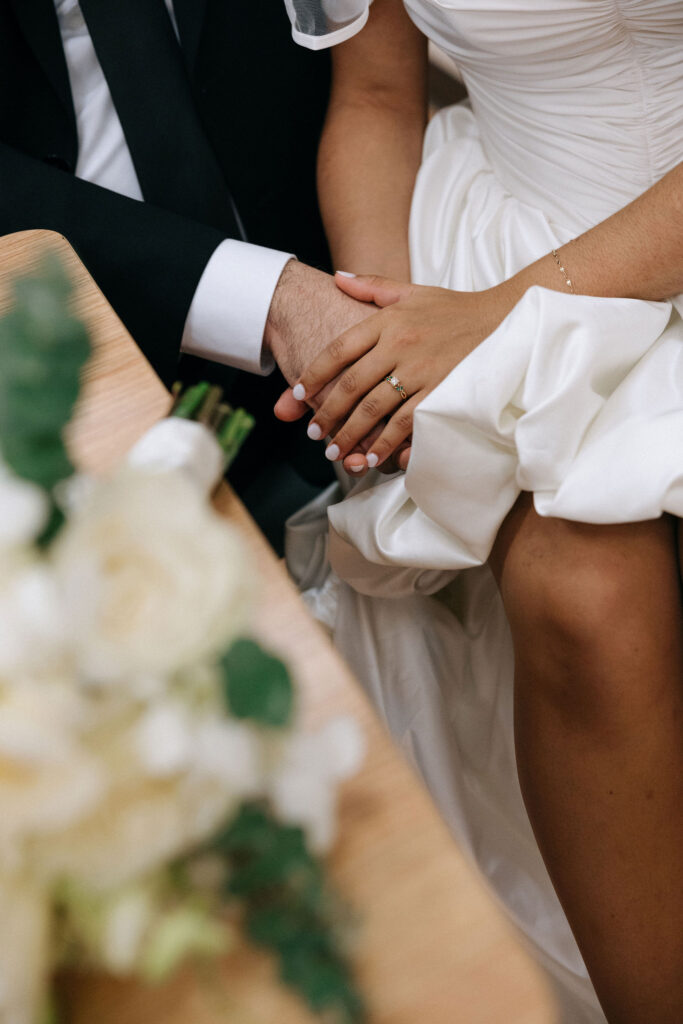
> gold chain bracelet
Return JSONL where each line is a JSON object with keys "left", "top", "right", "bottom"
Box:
{"left": 551, "top": 249, "right": 575, "bottom": 293}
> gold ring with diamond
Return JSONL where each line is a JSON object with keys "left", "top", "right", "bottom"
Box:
{"left": 385, "top": 374, "right": 407, "bottom": 400}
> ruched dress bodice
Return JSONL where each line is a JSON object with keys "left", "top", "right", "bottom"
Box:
{"left": 405, "top": 0, "right": 683, "bottom": 231}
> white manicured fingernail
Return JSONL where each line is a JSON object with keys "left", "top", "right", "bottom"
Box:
{"left": 292, "top": 383, "right": 306, "bottom": 401}
{"left": 307, "top": 421, "right": 322, "bottom": 441}
{"left": 349, "top": 465, "right": 364, "bottom": 473}
{"left": 366, "top": 453, "right": 379, "bottom": 468}
{"left": 325, "top": 443, "right": 341, "bottom": 461}
{"left": 336, "top": 270, "right": 356, "bottom": 278}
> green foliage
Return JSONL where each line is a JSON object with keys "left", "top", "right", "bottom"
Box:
{"left": 0, "top": 255, "right": 90, "bottom": 494}
{"left": 170, "top": 380, "right": 211, "bottom": 419}
{"left": 213, "top": 803, "right": 365, "bottom": 1024}
{"left": 216, "top": 406, "right": 254, "bottom": 470}
{"left": 170, "top": 380, "right": 255, "bottom": 471}
{"left": 221, "top": 638, "right": 294, "bottom": 728}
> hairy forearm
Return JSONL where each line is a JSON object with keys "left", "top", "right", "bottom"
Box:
{"left": 502, "top": 160, "right": 683, "bottom": 305}
{"left": 318, "top": 94, "right": 426, "bottom": 281}
{"left": 264, "top": 260, "right": 372, "bottom": 383}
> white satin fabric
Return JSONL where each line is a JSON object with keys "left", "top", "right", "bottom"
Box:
{"left": 287, "top": 3, "right": 683, "bottom": 1020}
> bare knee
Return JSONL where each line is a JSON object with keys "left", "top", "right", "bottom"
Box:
{"left": 504, "top": 552, "right": 638, "bottom": 693}
{"left": 508, "top": 558, "right": 622, "bottom": 649}
{"left": 491, "top": 500, "right": 682, "bottom": 722}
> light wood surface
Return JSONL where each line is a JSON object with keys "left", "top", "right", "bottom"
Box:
{"left": 0, "top": 231, "right": 557, "bottom": 1024}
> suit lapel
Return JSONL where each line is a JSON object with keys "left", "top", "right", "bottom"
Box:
{"left": 172, "top": 0, "right": 209, "bottom": 70}
{"left": 7, "top": 0, "right": 74, "bottom": 118}
{"left": 5, "top": 0, "right": 204, "bottom": 113}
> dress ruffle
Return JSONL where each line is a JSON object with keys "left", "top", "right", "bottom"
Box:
{"left": 328, "top": 287, "right": 683, "bottom": 576}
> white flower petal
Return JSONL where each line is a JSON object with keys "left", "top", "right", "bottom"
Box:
{"left": 194, "top": 719, "right": 262, "bottom": 797}
{"left": 319, "top": 716, "right": 366, "bottom": 780}
{"left": 126, "top": 420, "right": 224, "bottom": 496}
{"left": 0, "top": 565, "right": 67, "bottom": 676}
{"left": 102, "top": 887, "right": 154, "bottom": 973}
{"left": 135, "top": 703, "right": 193, "bottom": 777}
{"left": 0, "top": 472, "right": 49, "bottom": 548}
{"left": 52, "top": 470, "right": 253, "bottom": 687}
{"left": 0, "top": 686, "right": 104, "bottom": 843}
{"left": 270, "top": 771, "right": 336, "bottom": 853}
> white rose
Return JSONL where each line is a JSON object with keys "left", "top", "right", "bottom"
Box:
{"left": 31, "top": 690, "right": 254, "bottom": 889}
{"left": 52, "top": 469, "right": 253, "bottom": 684}
{"left": 126, "top": 419, "right": 225, "bottom": 496}
{"left": 39, "top": 771, "right": 235, "bottom": 890}
{"left": 0, "top": 561, "right": 68, "bottom": 678}
{"left": 0, "top": 683, "right": 104, "bottom": 863}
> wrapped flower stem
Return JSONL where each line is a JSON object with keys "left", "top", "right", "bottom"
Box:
{"left": 217, "top": 408, "right": 255, "bottom": 470}
{"left": 171, "top": 382, "right": 254, "bottom": 471}
{"left": 170, "top": 381, "right": 211, "bottom": 420}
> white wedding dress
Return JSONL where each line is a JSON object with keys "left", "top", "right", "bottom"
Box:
{"left": 287, "top": 3, "right": 683, "bottom": 1020}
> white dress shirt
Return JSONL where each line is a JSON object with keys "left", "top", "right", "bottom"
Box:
{"left": 55, "top": 0, "right": 292, "bottom": 374}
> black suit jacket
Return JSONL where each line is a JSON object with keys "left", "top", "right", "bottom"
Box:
{"left": 0, "top": 0, "right": 332, "bottom": 397}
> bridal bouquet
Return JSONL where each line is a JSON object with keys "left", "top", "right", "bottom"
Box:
{"left": 0, "top": 258, "right": 365, "bottom": 1024}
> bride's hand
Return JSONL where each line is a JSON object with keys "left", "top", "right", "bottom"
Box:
{"left": 291, "top": 273, "right": 513, "bottom": 468}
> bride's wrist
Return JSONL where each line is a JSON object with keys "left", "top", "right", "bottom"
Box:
{"left": 483, "top": 279, "right": 525, "bottom": 329}
{"left": 491, "top": 253, "right": 575, "bottom": 314}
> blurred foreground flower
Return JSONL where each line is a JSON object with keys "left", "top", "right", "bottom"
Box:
{"left": 0, "top": 256, "right": 366, "bottom": 1024}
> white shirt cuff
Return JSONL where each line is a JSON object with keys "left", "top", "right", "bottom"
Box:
{"left": 180, "top": 239, "right": 294, "bottom": 375}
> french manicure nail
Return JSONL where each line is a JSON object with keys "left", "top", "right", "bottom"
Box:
{"left": 307, "top": 422, "right": 322, "bottom": 441}
{"left": 336, "top": 270, "right": 356, "bottom": 278}
{"left": 325, "top": 443, "right": 341, "bottom": 461}
{"left": 349, "top": 465, "right": 364, "bottom": 473}
{"left": 292, "top": 383, "right": 306, "bottom": 401}
{"left": 366, "top": 453, "right": 379, "bottom": 468}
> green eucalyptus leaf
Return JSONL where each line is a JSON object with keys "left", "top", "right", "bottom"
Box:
{"left": 220, "top": 638, "right": 294, "bottom": 727}
{"left": 209, "top": 803, "right": 366, "bottom": 1023}
{"left": 246, "top": 904, "right": 309, "bottom": 950}
{"left": 228, "top": 826, "right": 311, "bottom": 897}
{"left": 0, "top": 254, "right": 91, "bottom": 499}
{"left": 212, "top": 801, "right": 273, "bottom": 853}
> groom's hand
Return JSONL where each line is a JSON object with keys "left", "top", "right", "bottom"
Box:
{"left": 265, "top": 260, "right": 382, "bottom": 476}
{"left": 267, "top": 262, "right": 411, "bottom": 476}
{"left": 264, "top": 260, "right": 373, "bottom": 383}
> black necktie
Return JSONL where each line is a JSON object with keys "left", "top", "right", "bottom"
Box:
{"left": 78, "top": 0, "right": 239, "bottom": 235}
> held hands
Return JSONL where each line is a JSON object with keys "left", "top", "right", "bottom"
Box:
{"left": 266, "top": 261, "right": 386, "bottom": 475}
{"left": 282, "top": 272, "right": 514, "bottom": 471}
